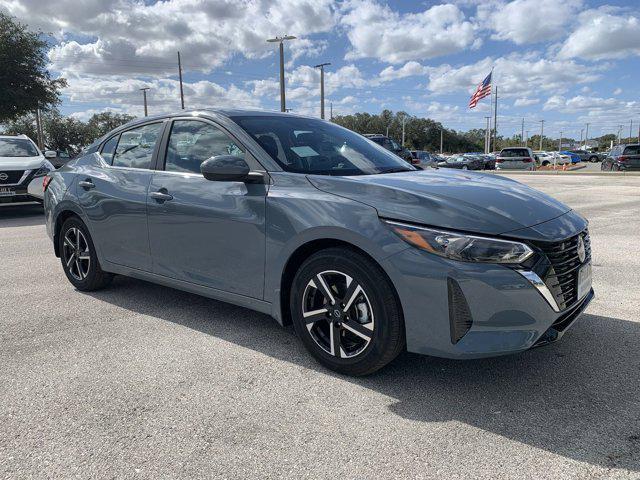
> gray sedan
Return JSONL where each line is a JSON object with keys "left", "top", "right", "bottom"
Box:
{"left": 43, "top": 110, "right": 593, "bottom": 375}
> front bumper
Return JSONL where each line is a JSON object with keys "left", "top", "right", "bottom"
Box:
{"left": 382, "top": 247, "right": 593, "bottom": 359}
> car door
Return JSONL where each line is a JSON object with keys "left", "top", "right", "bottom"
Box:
{"left": 77, "top": 121, "right": 166, "bottom": 272}
{"left": 147, "top": 118, "right": 267, "bottom": 299}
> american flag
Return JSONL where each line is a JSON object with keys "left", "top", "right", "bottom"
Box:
{"left": 468, "top": 71, "right": 492, "bottom": 109}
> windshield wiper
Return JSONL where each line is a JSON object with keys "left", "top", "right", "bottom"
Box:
{"left": 378, "top": 167, "right": 414, "bottom": 174}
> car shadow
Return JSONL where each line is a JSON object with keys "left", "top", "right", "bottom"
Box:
{"left": 0, "top": 203, "right": 44, "bottom": 228}
{"left": 85, "top": 276, "right": 640, "bottom": 472}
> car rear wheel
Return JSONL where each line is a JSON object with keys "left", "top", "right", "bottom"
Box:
{"left": 59, "top": 217, "right": 113, "bottom": 291}
{"left": 290, "top": 248, "right": 404, "bottom": 376}
{"left": 462, "top": 165, "right": 468, "bottom": 170}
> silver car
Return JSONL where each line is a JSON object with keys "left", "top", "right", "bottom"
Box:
{"left": 496, "top": 147, "right": 537, "bottom": 171}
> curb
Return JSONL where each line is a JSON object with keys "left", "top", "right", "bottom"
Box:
{"left": 491, "top": 169, "right": 640, "bottom": 177}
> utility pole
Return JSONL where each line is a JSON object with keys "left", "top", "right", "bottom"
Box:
{"left": 630, "top": 119, "right": 634, "bottom": 143}
{"left": 584, "top": 123, "right": 589, "bottom": 149}
{"left": 140, "top": 87, "right": 150, "bottom": 117}
{"left": 525, "top": 130, "right": 529, "bottom": 148}
{"left": 267, "top": 35, "right": 296, "bottom": 112}
{"left": 401, "top": 114, "right": 406, "bottom": 147}
{"left": 177, "top": 51, "right": 185, "bottom": 109}
{"left": 539, "top": 120, "right": 545, "bottom": 151}
{"left": 35, "top": 107, "right": 44, "bottom": 150}
{"left": 440, "top": 128, "right": 444, "bottom": 154}
{"left": 521, "top": 118, "right": 525, "bottom": 147}
{"left": 485, "top": 116, "right": 491, "bottom": 153}
{"left": 492, "top": 86, "right": 498, "bottom": 151}
{"left": 313, "top": 62, "right": 331, "bottom": 119}
{"left": 580, "top": 129, "right": 584, "bottom": 148}
{"left": 559, "top": 131, "right": 563, "bottom": 152}
{"left": 617, "top": 125, "right": 624, "bottom": 145}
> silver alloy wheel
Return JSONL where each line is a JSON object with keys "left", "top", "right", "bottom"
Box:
{"left": 301, "top": 270, "right": 374, "bottom": 359}
{"left": 62, "top": 227, "right": 91, "bottom": 281}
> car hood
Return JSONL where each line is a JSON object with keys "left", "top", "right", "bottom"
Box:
{"left": 0, "top": 156, "right": 45, "bottom": 170}
{"left": 307, "top": 169, "right": 573, "bottom": 236}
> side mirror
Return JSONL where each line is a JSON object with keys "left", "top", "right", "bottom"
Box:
{"left": 44, "top": 150, "right": 57, "bottom": 159}
{"left": 201, "top": 155, "right": 251, "bottom": 182}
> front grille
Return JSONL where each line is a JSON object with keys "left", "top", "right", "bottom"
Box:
{"left": 533, "top": 229, "right": 591, "bottom": 310}
{"left": 0, "top": 170, "right": 25, "bottom": 185}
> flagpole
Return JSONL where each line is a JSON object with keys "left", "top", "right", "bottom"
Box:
{"left": 492, "top": 85, "right": 498, "bottom": 152}
{"left": 488, "top": 67, "right": 495, "bottom": 152}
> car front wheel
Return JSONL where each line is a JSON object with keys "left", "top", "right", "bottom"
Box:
{"left": 290, "top": 248, "right": 405, "bottom": 376}
{"left": 59, "top": 217, "right": 113, "bottom": 291}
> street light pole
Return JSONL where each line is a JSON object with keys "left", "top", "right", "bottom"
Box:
{"left": 314, "top": 62, "right": 331, "bottom": 119}
{"left": 584, "top": 123, "right": 589, "bottom": 149}
{"left": 140, "top": 87, "right": 150, "bottom": 117}
{"left": 401, "top": 114, "right": 406, "bottom": 147}
{"left": 559, "top": 131, "right": 563, "bottom": 152}
{"left": 267, "top": 35, "right": 296, "bottom": 112}
{"left": 440, "top": 128, "right": 443, "bottom": 154}
{"left": 539, "top": 120, "right": 544, "bottom": 151}
{"left": 485, "top": 116, "right": 490, "bottom": 153}
{"left": 177, "top": 51, "right": 185, "bottom": 109}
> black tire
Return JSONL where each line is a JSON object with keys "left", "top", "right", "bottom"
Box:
{"left": 59, "top": 217, "right": 113, "bottom": 291}
{"left": 589, "top": 156, "right": 598, "bottom": 163}
{"left": 290, "top": 248, "right": 405, "bottom": 376}
{"left": 612, "top": 164, "right": 620, "bottom": 171}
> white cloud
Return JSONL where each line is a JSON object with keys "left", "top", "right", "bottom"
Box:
{"left": 514, "top": 98, "right": 540, "bottom": 107}
{"left": 478, "top": 0, "right": 583, "bottom": 45}
{"left": 558, "top": 10, "right": 640, "bottom": 60}
{"left": 379, "top": 62, "right": 430, "bottom": 81}
{"left": 613, "top": 88, "right": 623, "bottom": 95}
{"left": 4, "top": 0, "right": 337, "bottom": 76}
{"left": 426, "top": 53, "right": 602, "bottom": 98}
{"left": 340, "top": 0, "right": 478, "bottom": 63}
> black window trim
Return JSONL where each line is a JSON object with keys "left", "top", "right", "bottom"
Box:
{"left": 99, "top": 119, "right": 169, "bottom": 171}
{"left": 155, "top": 117, "right": 266, "bottom": 175}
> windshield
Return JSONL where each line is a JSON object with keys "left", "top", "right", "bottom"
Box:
{"left": 0, "top": 138, "right": 39, "bottom": 157}
{"left": 500, "top": 148, "right": 529, "bottom": 158}
{"left": 230, "top": 115, "right": 415, "bottom": 176}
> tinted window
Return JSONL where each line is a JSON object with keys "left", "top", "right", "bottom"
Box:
{"left": 231, "top": 116, "right": 415, "bottom": 176}
{"left": 0, "top": 138, "right": 39, "bottom": 157}
{"left": 100, "top": 135, "right": 119, "bottom": 164}
{"left": 165, "top": 120, "right": 244, "bottom": 174}
{"left": 112, "top": 123, "right": 163, "bottom": 169}
{"left": 623, "top": 146, "right": 640, "bottom": 155}
{"left": 500, "top": 148, "right": 529, "bottom": 158}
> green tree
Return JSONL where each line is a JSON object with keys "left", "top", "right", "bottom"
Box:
{"left": 0, "top": 12, "right": 67, "bottom": 122}
{"left": 86, "top": 112, "right": 135, "bottom": 140}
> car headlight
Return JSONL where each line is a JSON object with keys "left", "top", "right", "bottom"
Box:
{"left": 33, "top": 160, "right": 54, "bottom": 177}
{"left": 383, "top": 220, "right": 533, "bottom": 264}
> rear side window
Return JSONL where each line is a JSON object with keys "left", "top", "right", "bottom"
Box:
{"left": 500, "top": 148, "right": 529, "bottom": 158}
{"left": 623, "top": 146, "right": 640, "bottom": 155}
{"left": 112, "top": 123, "right": 163, "bottom": 169}
{"left": 165, "top": 120, "right": 245, "bottom": 174}
{"left": 100, "top": 135, "right": 119, "bottom": 164}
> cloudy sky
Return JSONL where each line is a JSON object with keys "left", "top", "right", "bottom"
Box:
{"left": 2, "top": 0, "right": 639, "bottom": 139}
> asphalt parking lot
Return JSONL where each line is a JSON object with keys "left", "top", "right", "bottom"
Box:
{"left": 1, "top": 174, "right": 639, "bottom": 479}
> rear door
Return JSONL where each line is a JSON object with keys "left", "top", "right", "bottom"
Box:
{"left": 77, "top": 121, "right": 166, "bottom": 271}
{"left": 147, "top": 118, "right": 267, "bottom": 299}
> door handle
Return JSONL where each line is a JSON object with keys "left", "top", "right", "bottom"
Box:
{"left": 150, "top": 190, "right": 173, "bottom": 202}
{"left": 78, "top": 179, "right": 95, "bottom": 190}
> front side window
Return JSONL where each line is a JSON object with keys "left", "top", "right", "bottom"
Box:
{"left": 100, "top": 135, "right": 119, "bottom": 164}
{"left": 165, "top": 120, "right": 245, "bottom": 174}
{"left": 112, "top": 123, "right": 163, "bottom": 169}
{"left": 0, "top": 138, "right": 39, "bottom": 157}
{"left": 231, "top": 116, "right": 415, "bottom": 176}
{"left": 623, "top": 145, "right": 640, "bottom": 155}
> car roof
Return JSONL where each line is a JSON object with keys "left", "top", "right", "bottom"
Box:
{"left": 0, "top": 134, "right": 30, "bottom": 140}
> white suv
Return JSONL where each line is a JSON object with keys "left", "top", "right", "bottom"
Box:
{"left": 0, "top": 134, "right": 55, "bottom": 204}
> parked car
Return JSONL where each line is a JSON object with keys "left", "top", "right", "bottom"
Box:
{"left": 559, "top": 151, "right": 581, "bottom": 163}
{"left": 568, "top": 150, "right": 603, "bottom": 163}
{"left": 534, "top": 151, "right": 570, "bottom": 167}
{"left": 410, "top": 150, "right": 440, "bottom": 168}
{"left": 601, "top": 144, "right": 640, "bottom": 171}
{"left": 495, "top": 147, "right": 537, "bottom": 171}
{"left": 437, "top": 155, "right": 484, "bottom": 170}
{"left": 44, "top": 110, "right": 593, "bottom": 375}
{"left": 364, "top": 134, "right": 413, "bottom": 163}
{"left": 0, "top": 134, "right": 55, "bottom": 204}
{"left": 481, "top": 153, "right": 496, "bottom": 170}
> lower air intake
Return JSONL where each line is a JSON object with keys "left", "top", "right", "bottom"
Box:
{"left": 448, "top": 278, "right": 473, "bottom": 344}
